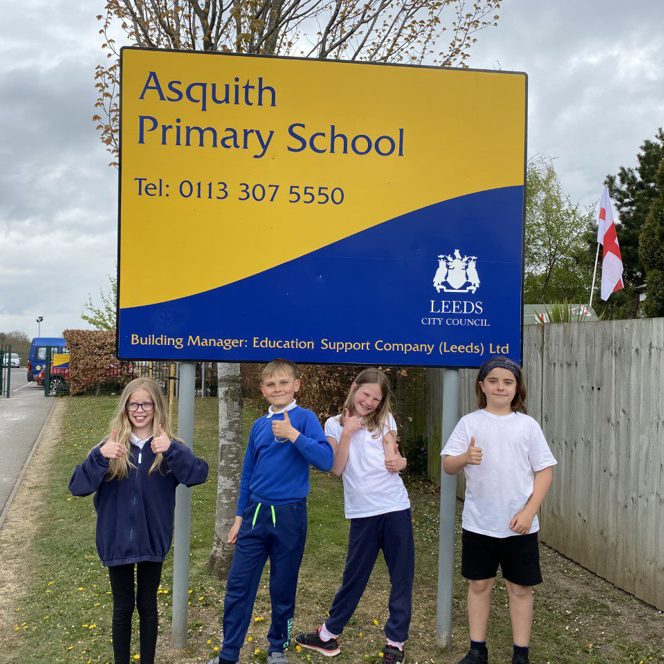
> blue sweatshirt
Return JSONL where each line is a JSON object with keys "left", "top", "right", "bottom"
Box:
{"left": 69, "top": 439, "right": 208, "bottom": 567}
{"left": 237, "top": 405, "right": 333, "bottom": 514}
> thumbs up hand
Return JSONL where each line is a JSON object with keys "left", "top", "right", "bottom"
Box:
{"left": 100, "top": 430, "right": 126, "bottom": 459}
{"left": 342, "top": 408, "right": 363, "bottom": 436}
{"left": 151, "top": 424, "right": 172, "bottom": 454}
{"left": 272, "top": 409, "right": 297, "bottom": 443}
{"left": 465, "top": 436, "right": 483, "bottom": 465}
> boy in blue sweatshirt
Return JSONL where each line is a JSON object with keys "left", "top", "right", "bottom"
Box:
{"left": 210, "top": 359, "right": 334, "bottom": 664}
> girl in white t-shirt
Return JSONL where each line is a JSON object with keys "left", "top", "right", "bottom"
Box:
{"left": 295, "top": 368, "right": 412, "bottom": 664}
{"left": 442, "top": 357, "right": 556, "bottom": 664}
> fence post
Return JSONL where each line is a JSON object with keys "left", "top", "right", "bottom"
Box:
{"left": 4, "top": 345, "right": 11, "bottom": 397}
{"left": 44, "top": 346, "right": 52, "bottom": 397}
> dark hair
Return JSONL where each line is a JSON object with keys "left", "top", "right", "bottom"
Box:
{"left": 475, "top": 356, "right": 527, "bottom": 413}
{"left": 261, "top": 358, "right": 298, "bottom": 382}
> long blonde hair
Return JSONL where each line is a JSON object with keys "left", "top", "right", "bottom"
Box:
{"left": 340, "top": 368, "right": 393, "bottom": 438}
{"left": 104, "top": 377, "right": 174, "bottom": 480}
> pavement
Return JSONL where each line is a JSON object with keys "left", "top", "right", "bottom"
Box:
{"left": 0, "top": 368, "right": 54, "bottom": 525}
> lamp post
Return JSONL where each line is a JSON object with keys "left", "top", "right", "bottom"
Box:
{"left": 36, "top": 316, "right": 44, "bottom": 336}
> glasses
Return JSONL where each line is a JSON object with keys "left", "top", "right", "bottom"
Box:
{"left": 127, "top": 401, "right": 154, "bottom": 412}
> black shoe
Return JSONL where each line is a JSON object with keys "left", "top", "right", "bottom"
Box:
{"left": 295, "top": 627, "right": 341, "bottom": 657}
{"left": 512, "top": 654, "right": 529, "bottom": 664}
{"left": 458, "top": 648, "right": 489, "bottom": 664}
{"left": 382, "top": 645, "right": 405, "bottom": 663}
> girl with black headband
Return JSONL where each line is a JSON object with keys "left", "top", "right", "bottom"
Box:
{"left": 441, "top": 356, "right": 557, "bottom": 664}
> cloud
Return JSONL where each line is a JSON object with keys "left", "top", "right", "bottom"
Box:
{"left": 469, "top": 0, "right": 664, "bottom": 208}
{"left": 0, "top": 0, "right": 117, "bottom": 336}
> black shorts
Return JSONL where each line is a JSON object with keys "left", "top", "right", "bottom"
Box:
{"left": 461, "top": 528, "right": 542, "bottom": 586}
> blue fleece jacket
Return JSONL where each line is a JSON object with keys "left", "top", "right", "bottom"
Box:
{"left": 69, "top": 440, "right": 208, "bottom": 567}
{"left": 237, "top": 406, "right": 333, "bottom": 514}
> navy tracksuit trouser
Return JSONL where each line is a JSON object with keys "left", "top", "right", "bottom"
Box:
{"left": 221, "top": 499, "right": 307, "bottom": 661}
{"left": 326, "top": 508, "right": 414, "bottom": 643}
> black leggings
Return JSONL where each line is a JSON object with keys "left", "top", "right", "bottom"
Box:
{"left": 108, "top": 561, "right": 163, "bottom": 664}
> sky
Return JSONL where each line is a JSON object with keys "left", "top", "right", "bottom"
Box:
{"left": 1, "top": 0, "right": 662, "bottom": 340}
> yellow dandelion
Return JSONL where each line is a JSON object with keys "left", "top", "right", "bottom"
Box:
{"left": 78, "top": 587, "right": 86, "bottom": 591}
{"left": 247, "top": 635, "right": 254, "bottom": 642}
{"left": 207, "top": 639, "right": 212, "bottom": 645}
{"left": 372, "top": 619, "right": 379, "bottom": 626}
{"left": 133, "top": 655, "right": 140, "bottom": 661}
{"left": 295, "top": 645, "right": 302, "bottom": 652}
{"left": 67, "top": 646, "right": 73, "bottom": 651}
{"left": 254, "top": 648, "right": 261, "bottom": 654}
{"left": 214, "top": 646, "right": 219, "bottom": 652}
{"left": 254, "top": 615, "right": 265, "bottom": 622}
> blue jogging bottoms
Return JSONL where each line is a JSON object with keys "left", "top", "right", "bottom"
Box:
{"left": 220, "top": 499, "right": 307, "bottom": 661}
{"left": 326, "top": 508, "right": 414, "bottom": 643}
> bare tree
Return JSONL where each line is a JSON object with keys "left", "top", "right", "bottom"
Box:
{"left": 94, "top": 0, "right": 501, "bottom": 160}
{"left": 95, "top": 0, "right": 502, "bottom": 576}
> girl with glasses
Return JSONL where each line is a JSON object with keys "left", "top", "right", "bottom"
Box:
{"left": 69, "top": 377, "right": 208, "bottom": 664}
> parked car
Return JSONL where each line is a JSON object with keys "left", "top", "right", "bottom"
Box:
{"left": 1, "top": 353, "right": 20, "bottom": 368}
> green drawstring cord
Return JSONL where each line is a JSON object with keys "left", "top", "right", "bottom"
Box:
{"left": 251, "top": 502, "right": 277, "bottom": 528}
{"left": 252, "top": 503, "right": 262, "bottom": 528}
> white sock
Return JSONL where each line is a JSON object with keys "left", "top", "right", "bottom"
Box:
{"left": 319, "top": 623, "right": 338, "bottom": 642}
{"left": 386, "top": 638, "right": 404, "bottom": 650}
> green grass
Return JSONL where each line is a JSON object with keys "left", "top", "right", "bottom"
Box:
{"left": 1, "top": 396, "right": 663, "bottom": 663}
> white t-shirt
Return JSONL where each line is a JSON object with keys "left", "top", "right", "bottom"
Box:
{"left": 441, "top": 409, "right": 557, "bottom": 538}
{"left": 325, "top": 413, "right": 410, "bottom": 519}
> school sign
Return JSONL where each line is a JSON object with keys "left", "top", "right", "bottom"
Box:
{"left": 117, "top": 48, "right": 526, "bottom": 367}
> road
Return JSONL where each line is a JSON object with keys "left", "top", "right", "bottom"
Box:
{"left": 0, "top": 368, "right": 54, "bottom": 522}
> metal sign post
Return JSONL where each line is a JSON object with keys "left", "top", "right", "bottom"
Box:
{"left": 171, "top": 362, "right": 196, "bottom": 648}
{"left": 436, "top": 368, "right": 460, "bottom": 645}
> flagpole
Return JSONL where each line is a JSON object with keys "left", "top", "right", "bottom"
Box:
{"left": 589, "top": 243, "right": 601, "bottom": 308}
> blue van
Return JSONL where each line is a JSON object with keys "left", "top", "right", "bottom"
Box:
{"left": 27, "top": 337, "right": 67, "bottom": 382}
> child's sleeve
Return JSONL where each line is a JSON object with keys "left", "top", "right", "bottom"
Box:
{"left": 68, "top": 446, "right": 109, "bottom": 497}
{"left": 164, "top": 441, "right": 209, "bottom": 487}
{"left": 293, "top": 411, "right": 334, "bottom": 472}
{"left": 324, "top": 416, "right": 340, "bottom": 444}
{"left": 236, "top": 425, "right": 257, "bottom": 515}
{"left": 528, "top": 420, "right": 558, "bottom": 471}
{"left": 385, "top": 412, "right": 398, "bottom": 436}
{"left": 441, "top": 417, "right": 470, "bottom": 457}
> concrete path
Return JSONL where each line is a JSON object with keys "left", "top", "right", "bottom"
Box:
{"left": 0, "top": 369, "right": 54, "bottom": 524}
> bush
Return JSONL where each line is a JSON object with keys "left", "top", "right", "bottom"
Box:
{"left": 63, "top": 329, "right": 134, "bottom": 396}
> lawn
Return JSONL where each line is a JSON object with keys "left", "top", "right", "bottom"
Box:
{"left": 0, "top": 395, "right": 662, "bottom": 664}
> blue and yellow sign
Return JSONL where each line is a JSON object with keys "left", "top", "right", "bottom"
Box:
{"left": 118, "top": 48, "right": 526, "bottom": 367}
